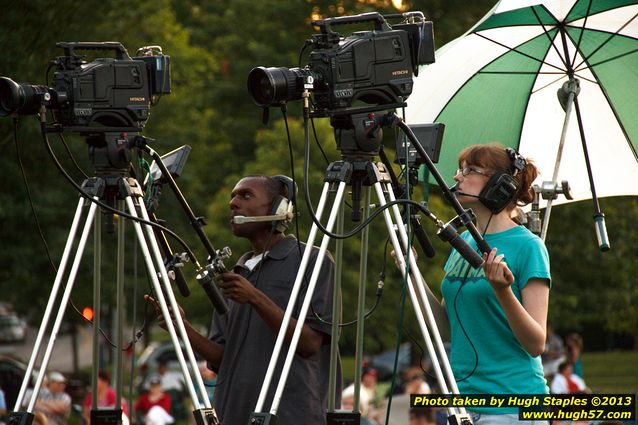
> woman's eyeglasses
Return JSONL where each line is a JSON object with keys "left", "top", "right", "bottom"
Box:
{"left": 456, "top": 167, "right": 491, "bottom": 177}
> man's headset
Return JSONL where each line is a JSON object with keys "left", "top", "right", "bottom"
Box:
{"left": 453, "top": 148, "right": 527, "bottom": 214}
{"left": 232, "top": 175, "right": 297, "bottom": 233}
{"left": 269, "top": 175, "right": 296, "bottom": 233}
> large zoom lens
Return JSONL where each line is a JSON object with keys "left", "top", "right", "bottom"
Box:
{"left": 0, "top": 77, "right": 51, "bottom": 116}
{"left": 247, "top": 66, "right": 309, "bottom": 107}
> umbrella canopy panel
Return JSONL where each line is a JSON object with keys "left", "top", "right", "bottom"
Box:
{"left": 405, "top": 0, "right": 638, "bottom": 207}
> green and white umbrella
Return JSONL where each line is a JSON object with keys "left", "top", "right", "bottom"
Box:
{"left": 405, "top": 0, "right": 638, "bottom": 245}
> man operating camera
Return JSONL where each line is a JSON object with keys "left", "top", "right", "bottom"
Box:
{"left": 147, "top": 175, "right": 341, "bottom": 425}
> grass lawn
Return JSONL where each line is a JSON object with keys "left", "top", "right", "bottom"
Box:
{"left": 343, "top": 350, "right": 638, "bottom": 394}
{"left": 582, "top": 350, "right": 638, "bottom": 394}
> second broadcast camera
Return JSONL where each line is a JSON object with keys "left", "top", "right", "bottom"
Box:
{"left": 247, "top": 11, "right": 435, "bottom": 115}
{"left": 0, "top": 42, "right": 170, "bottom": 130}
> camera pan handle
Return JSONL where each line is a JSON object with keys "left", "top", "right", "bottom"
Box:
{"left": 312, "top": 12, "right": 390, "bottom": 33}
{"left": 56, "top": 42, "right": 131, "bottom": 60}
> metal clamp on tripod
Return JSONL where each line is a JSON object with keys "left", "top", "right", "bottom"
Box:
{"left": 9, "top": 125, "right": 220, "bottom": 425}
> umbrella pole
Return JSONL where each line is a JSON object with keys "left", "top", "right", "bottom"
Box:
{"left": 572, "top": 96, "right": 611, "bottom": 251}
{"left": 540, "top": 81, "right": 577, "bottom": 241}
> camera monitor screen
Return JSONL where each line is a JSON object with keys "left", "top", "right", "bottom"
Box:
{"left": 146, "top": 145, "right": 191, "bottom": 184}
{"left": 395, "top": 123, "right": 444, "bottom": 166}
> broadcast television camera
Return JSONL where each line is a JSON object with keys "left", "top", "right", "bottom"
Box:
{"left": 0, "top": 42, "right": 170, "bottom": 130}
{"left": 247, "top": 11, "right": 435, "bottom": 116}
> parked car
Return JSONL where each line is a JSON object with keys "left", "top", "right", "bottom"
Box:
{"left": 0, "top": 314, "right": 27, "bottom": 343}
{"left": 0, "top": 355, "right": 38, "bottom": 410}
{"left": 135, "top": 341, "right": 203, "bottom": 389}
{"left": 368, "top": 342, "right": 413, "bottom": 382}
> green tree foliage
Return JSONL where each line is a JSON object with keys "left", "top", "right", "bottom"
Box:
{"left": 545, "top": 197, "right": 638, "bottom": 348}
{"left": 0, "top": 0, "right": 220, "bottom": 327}
{"left": 1, "top": 0, "right": 635, "bottom": 358}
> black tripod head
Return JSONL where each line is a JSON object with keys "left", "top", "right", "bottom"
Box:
{"left": 84, "top": 131, "right": 142, "bottom": 211}
{"left": 328, "top": 107, "right": 401, "bottom": 221}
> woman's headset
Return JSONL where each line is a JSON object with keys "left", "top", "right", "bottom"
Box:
{"left": 478, "top": 148, "right": 527, "bottom": 214}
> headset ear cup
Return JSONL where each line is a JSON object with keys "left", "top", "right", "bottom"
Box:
{"left": 270, "top": 196, "right": 291, "bottom": 233}
{"left": 479, "top": 173, "right": 519, "bottom": 214}
{"left": 270, "top": 175, "right": 296, "bottom": 233}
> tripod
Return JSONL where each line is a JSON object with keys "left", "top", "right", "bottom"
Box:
{"left": 9, "top": 132, "right": 219, "bottom": 425}
{"left": 249, "top": 108, "right": 477, "bottom": 425}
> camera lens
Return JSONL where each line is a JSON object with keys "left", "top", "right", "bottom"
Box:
{"left": 0, "top": 77, "right": 50, "bottom": 116}
{"left": 247, "top": 66, "right": 305, "bottom": 107}
{"left": 0, "top": 77, "right": 22, "bottom": 116}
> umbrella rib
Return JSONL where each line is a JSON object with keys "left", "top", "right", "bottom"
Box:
{"left": 530, "top": 74, "right": 569, "bottom": 95}
{"left": 531, "top": 5, "right": 570, "bottom": 70}
{"left": 570, "top": 0, "right": 594, "bottom": 70}
{"left": 570, "top": 73, "right": 599, "bottom": 85}
{"left": 566, "top": 36, "right": 638, "bottom": 165}
{"left": 474, "top": 32, "right": 566, "bottom": 74}
{"left": 572, "top": 11, "right": 638, "bottom": 70}
{"left": 478, "top": 71, "right": 565, "bottom": 74}
{"left": 579, "top": 47, "right": 638, "bottom": 70}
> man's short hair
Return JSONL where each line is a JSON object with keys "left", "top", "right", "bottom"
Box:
{"left": 244, "top": 175, "right": 288, "bottom": 204}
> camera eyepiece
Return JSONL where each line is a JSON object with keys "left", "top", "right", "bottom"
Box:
{"left": 247, "top": 66, "right": 309, "bottom": 107}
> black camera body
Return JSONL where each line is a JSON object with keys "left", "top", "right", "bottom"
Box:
{"left": 247, "top": 12, "right": 435, "bottom": 115}
{"left": 309, "top": 26, "right": 414, "bottom": 113}
{"left": 0, "top": 42, "right": 170, "bottom": 130}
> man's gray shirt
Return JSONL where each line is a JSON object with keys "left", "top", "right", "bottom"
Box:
{"left": 209, "top": 235, "right": 341, "bottom": 425}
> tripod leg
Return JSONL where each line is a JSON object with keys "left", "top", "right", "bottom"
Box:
{"left": 122, "top": 190, "right": 219, "bottom": 425}
{"left": 353, "top": 186, "right": 370, "bottom": 412}
{"left": 384, "top": 182, "right": 462, "bottom": 393}
{"left": 114, "top": 200, "right": 126, "bottom": 410}
{"left": 373, "top": 181, "right": 464, "bottom": 417}
{"left": 327, "top": 202, "right": 344, "bottom": 412}
{"left": 268, "top": 182, "right": 347, "bottom": 414}
{"left": 134, "top": 197, "right": 214, "bottom": 409}
{"left": 13, "top": 197, "right": 87, "bottom": 411}
{"left": 254, "top": 182, "right": 333, "bottom": 412}
{"left": 91, "top": 208, "right": 101, "bottom": 411}
{"left": 123, "top": 196, "right": 209, "bottom": 410}
{"left": 24, "top": 198, "right": 100, "bottom": 413}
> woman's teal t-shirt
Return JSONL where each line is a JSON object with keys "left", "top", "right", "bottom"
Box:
{"left": 441, "top": 225, "right": 551, "bottom": 414}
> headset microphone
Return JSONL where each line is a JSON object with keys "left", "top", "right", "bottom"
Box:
{"left": 232, "top": 213, "right": 291, "bottom": 224}
{"left": 451, "top": 184, "right": 481, "bottom": 199}
{"left": 456, "top": 191, "right": 481, "bottom": 199}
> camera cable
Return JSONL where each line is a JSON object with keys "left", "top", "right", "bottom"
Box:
{"left": 450, "top": 213, "right": 493, "bottom": 383}
{"left": 57, "top": 133, "right": 90, "bottom": 179}
{"left": 309, "top": 117, "right": 331, "bottom": 165}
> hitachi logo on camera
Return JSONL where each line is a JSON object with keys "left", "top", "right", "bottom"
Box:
{"left": 392, "top": 69, "right": 409, "bottom": 76}
{"left": 130, "top": 96, "right": 146, "bottom": 102}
